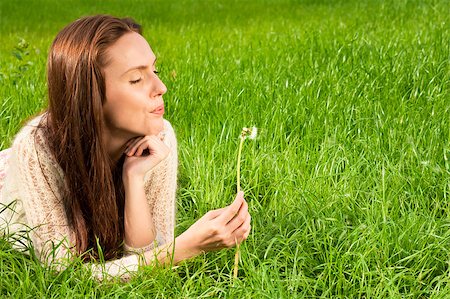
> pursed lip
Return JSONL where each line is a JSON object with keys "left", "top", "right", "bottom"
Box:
{"left": 151, "top": 104, "right": 165, "bottom": 115}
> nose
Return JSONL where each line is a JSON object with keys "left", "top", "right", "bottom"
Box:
{"left": 151, "top": 75, "right": 167, "bottom": 98}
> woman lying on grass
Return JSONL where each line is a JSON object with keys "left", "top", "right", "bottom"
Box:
{"left": 0, "top": 15, "right": 251, "bottom": 281}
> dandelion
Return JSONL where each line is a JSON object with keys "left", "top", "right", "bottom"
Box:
{"left": 248, "top": 127, "right": 258, "bottom": 140}
{"left": 237, "top": 127, "right": 257, "bottom": 192}
{"left": 234, "top": 126, "right": 258, "bottom": 280}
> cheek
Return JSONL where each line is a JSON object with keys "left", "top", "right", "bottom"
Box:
{"left": 103, "top": 101, "right": 122, "bottom": 126}
{"left": 103, "top": 84, "right": 151, "bottom": 131}
{"left": 103, "top": 86, "right": 129, "bottom": 123}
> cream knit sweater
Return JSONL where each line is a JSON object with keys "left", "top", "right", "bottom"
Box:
{"left": 0, "top": 113, "right": 178, "bottom": 281}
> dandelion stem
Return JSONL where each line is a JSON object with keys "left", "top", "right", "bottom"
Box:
{"left": 237, "top": 136, "right": 245, "bottom": 193}
{"left": 233, "top": 242, "right": 240, "bottom": 279}
{"left": 233, "top": 135, "right": 246, "bottom": 280}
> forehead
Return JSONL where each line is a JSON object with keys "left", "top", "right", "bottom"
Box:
{"left": 104, "top": 32, "right": 155, "bottom": 70}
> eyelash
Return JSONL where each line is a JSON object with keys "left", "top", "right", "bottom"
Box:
{"left": 129, "top": 71, "right": 159, "bottom": 85}
{"left": 130, "top": 78, "right": 141, "bottom": 85}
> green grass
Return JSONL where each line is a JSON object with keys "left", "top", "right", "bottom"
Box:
{"left": 1, "top": 0, "right": 449, "bottom": 297}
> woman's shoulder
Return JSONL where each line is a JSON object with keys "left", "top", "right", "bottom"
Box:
{"left": 9, "top": 112, "right": 58, "bottom": 174}
{"left": 8, "top": 112, "right": 64, "bottom": 187}
{"left": 11, "top": 112, "right": 48, "bottom": 150}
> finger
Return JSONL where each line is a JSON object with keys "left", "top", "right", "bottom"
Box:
{"left": 243, "top": 224, "right": 251, "bottom": 239}
{"left": 203, "top": 207, "right": 227, "bottom": 220}
{"left": 217, "top": 191, "right": 244, "bottom": 224}
{"left": 232, "top": 212, "right": 251, "bottom": 236}
{"left": 125, "top": 138, "right": 138, "bottom": 147}
{"left": 125, "top": 137, "right": 144, "bottom": 155}
{"left": 127, "top": 136, "right": 159, "bottom": 156}
{"left": 134, "top": 137, "right": 160, "bottom": 156}
{"left": 232, "top": 214, "right": 251, "bottom": 243}
{"left": 227, "top": 200, "right": 248, "bottom": 231}
{"left": 127, "top": 137, "right": 150, "bottom": 156}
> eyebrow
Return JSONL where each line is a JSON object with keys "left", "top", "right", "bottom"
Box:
{"left": 122, "top": 57, "right": 157, "bottom": 75}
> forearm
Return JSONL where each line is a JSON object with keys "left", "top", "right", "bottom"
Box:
{"left": 141, "top": 234, "right": 200, "bottom": 266}
{"left": 89, "top": 235, "right": 199, "bottom": 281}
{"left": 123, "top": 175, "right": 156, "bottom": 248}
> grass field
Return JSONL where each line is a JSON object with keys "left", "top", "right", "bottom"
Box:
{"left": 1, "top": 0, "right": 449, "bottom": 297}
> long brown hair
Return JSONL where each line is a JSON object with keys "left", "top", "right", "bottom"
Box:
{"left": 43, "top": 15, "right": 141, "bottom": 260}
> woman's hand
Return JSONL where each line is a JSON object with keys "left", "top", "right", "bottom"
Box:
{"left": 177, "top": 191, "right": 251, "bottom": 254}
{"left": 139, "top": 192, "right": 251, "bottom": 267}
{"left": 122, "top": 134, "right": 170, "bottom": 180}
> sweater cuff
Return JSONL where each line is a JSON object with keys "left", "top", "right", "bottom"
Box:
{"left": 90, "top": 254, "right": 139, "bottom": 282}
{"left": 123, "top": 242, "right": 156, "bottom": 255}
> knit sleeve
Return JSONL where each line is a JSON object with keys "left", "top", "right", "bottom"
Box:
{"left": 12, "top": 124, "right": 75, "bottom": 264}
{"left": 8, "top": 120, "right": 140, "bottom": 281}
{"left": 9, "top": 117, "right": 178, "bottom": 281}
{"left": 124, "top": 119, "right": 178, "bottom": 254}
{"left": 94, "top": 120, "right": 178, "bottom": 279}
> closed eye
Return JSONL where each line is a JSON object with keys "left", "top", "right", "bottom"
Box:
{"left": 129, "top": 78, "right": 142, "bottom": 85}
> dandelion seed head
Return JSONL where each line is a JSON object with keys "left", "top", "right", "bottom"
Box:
{"left": 249, "top": 127, "right": 258, "bottom": 139}
{"left": 240, "top": 127, "right": 249, "bottom": 139}
{"left": 240, "top": 126, "right": 258, "bottom": 140}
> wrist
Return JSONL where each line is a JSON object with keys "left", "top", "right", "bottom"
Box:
{"left": 174, "top": 233, "right": 201, "bottom": 261}
{"left": 123, "top": 172, "right": 145, "bottom": 186}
